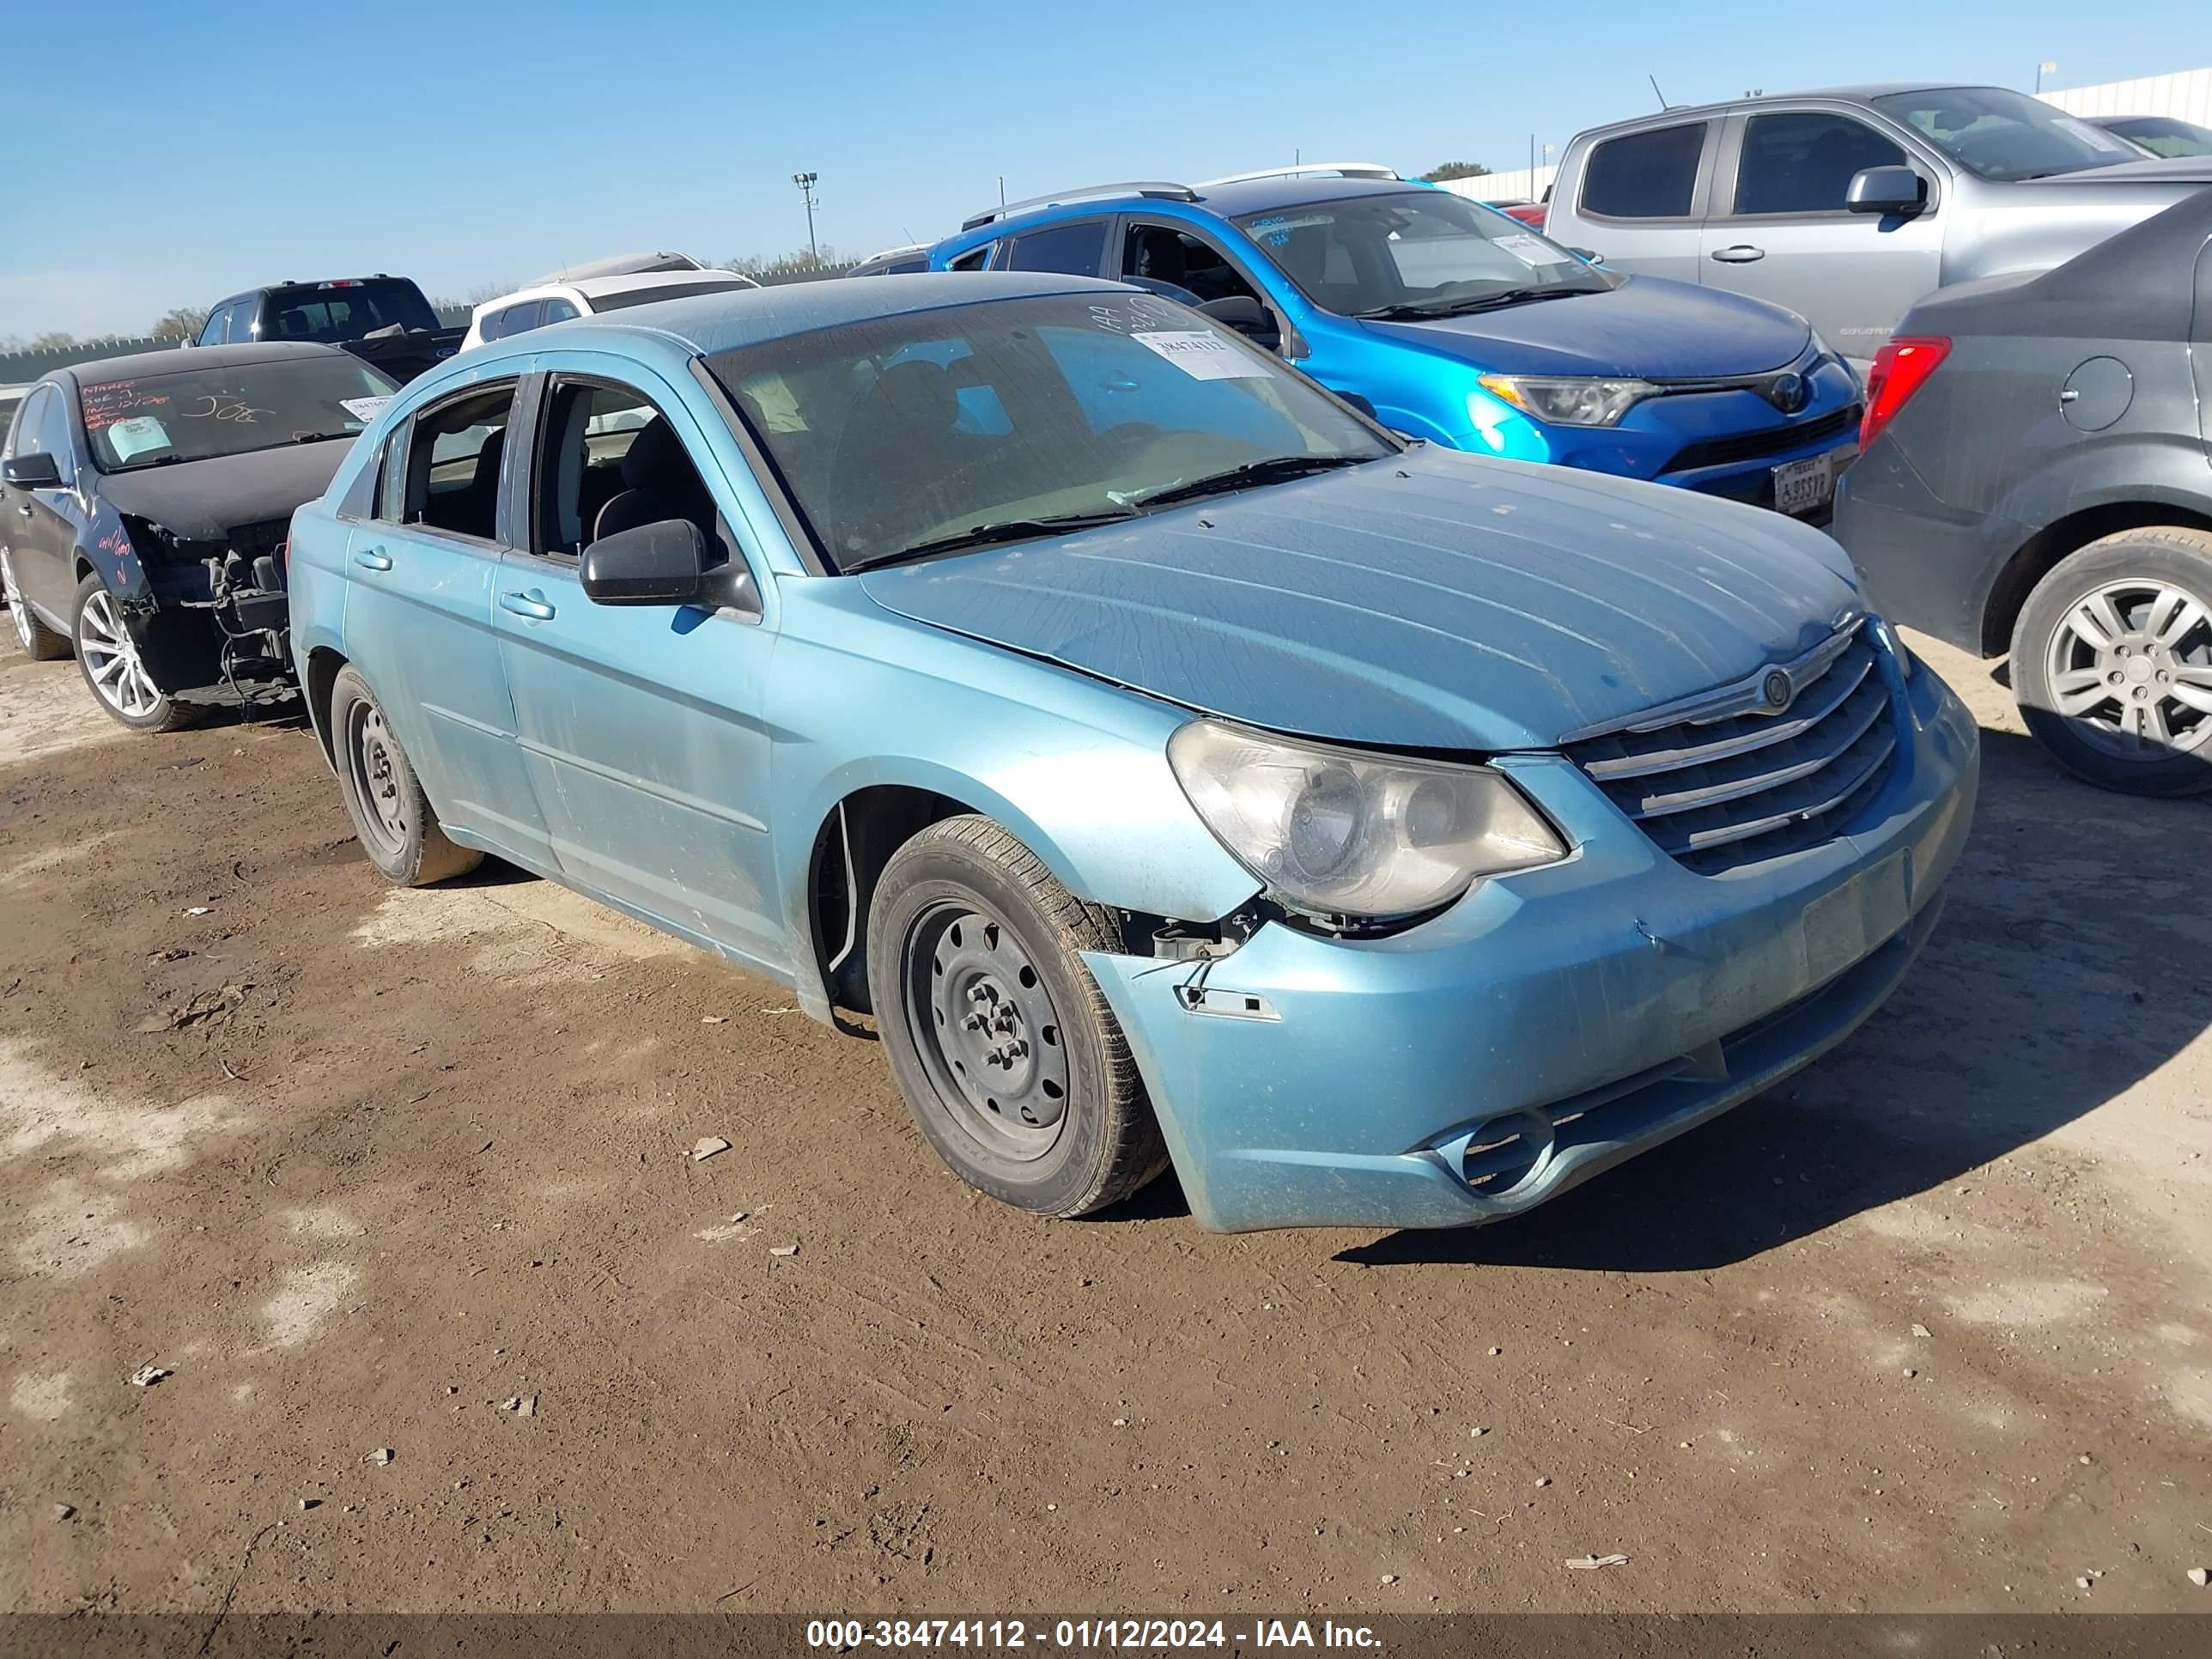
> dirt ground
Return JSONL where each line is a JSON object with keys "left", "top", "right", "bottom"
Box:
{"left": 1, "top": 621, "right": 2207, "bottom": 1619}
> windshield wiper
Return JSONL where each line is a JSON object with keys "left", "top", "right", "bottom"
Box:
{"left": 288, "top": 431, "right": 359, "bottom": 444}
{"left": 1358, "top": 287, "right": 1587, "bottom": 320}
{"left": 853, "top": 510, "right": 1140, "bottom": 569}
{"left": 1125, "top": 453, "right": 1370, "bottom": 510}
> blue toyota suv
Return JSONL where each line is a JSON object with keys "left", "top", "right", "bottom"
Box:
{"left": 929, "top": 165, "right": 1862, "bottom": 519}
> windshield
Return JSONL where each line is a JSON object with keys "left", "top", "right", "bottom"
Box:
{"left": 261, "top": 279, "right": 440, "bottom": 342}
{"left": 704, "top": 290, "right": 1391, "bottom": 572}
{"left": 1231, "top": 190, "right": 1610, "bottom": 319}
{"left": 80, "top": 356, "right": 398, "bottom": 472}
{"left": 2101, "top": 116, "right": 2212, "bottom": 159}
{"left": 1870, "top": 87, "right": 2144, "bottom": 180}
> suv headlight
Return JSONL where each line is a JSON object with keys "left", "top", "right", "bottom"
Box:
{"left": 1168, "top": 720, "right": 1567, "bottom": 920}
{"left": 1477, "top": 374, "right": 1656, "bottom": 428}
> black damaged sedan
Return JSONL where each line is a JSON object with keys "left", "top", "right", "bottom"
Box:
{"left": 0, "top": 342, "right": 394, "bottom": 731}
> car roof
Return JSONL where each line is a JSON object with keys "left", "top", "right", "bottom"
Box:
{"left": 941, "top": 173, "right": 1437, "bottom": 251}
{"left": 54, "top": 341, "right": 349, "bottom": 384}
{"left": 1576, "top": 82, "right": 1990, "bottom": 132}
{"left": 457, "top": 272, "right": 1140, "bottom": 363}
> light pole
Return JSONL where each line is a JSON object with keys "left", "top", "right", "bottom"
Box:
{"left": 792, "top": 172, "right": 820, "bottom": 266}
{"left": 2035, "top": 60, "right": 2057, "bottom": 94}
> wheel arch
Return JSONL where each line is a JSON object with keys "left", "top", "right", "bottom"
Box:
{"left": 1981, "top": 500, "right": 2212, "bottom": 658}
{"left": 303, "top": 645, "right": 349, "bottom": 773}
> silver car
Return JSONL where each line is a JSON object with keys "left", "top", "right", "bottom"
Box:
{"left": 1545, "top": 83, "right": 2212, "bottom": 371}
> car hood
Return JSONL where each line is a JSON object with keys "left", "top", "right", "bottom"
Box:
{"left": 858, "top": 447, "right": 1863, "bottom": 753}
{"left": 1356, "top": 275, "right": 1813, "bottom": 379}
{"left": 2027, "top": 154, "right": 2212, "bottom": 185}
{"left": 96, "top": 441, "right": 354, "bottom": 540}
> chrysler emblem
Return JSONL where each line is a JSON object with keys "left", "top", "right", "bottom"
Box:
{"left": 1761, "top": 669, "right": 1795, "bottom": 712}
{"left": 1767, "top": 372, "right": 1808, "bottom": 414}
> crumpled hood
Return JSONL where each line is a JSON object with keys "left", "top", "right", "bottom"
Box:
{"left": 1358, "top": 274, "right": 1813, "bottom": 379}
{"left": 859, "top": 447, "right": 1863, "bottom": 752}
{"left": 96, "top": 441, "right": 353, "bottom": 541}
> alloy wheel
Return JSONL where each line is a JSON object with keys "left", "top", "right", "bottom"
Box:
{"left": 2043, "top": 578, "right": 2212, "bottom": 762}
{"left": 901, "top": 902, "right": 1072, "bottom": 1162}
{"left": 76, "top": 589, "right": 165, "bottom": 718}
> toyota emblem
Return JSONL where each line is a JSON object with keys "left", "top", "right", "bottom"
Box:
{"left": 1762, "top": 669, "right": 1795, "bottom": 711}
{"left": 1767, "top": 372, "right": 1808, "bottom": 414}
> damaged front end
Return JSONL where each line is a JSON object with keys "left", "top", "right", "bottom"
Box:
{"left": 118, "top": 514, "right": 297, "bottom": 710}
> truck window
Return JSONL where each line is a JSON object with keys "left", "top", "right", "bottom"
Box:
{"left": 198, "top": 305, "right": 232, "bottom": 347}
{"left": 1732, "top": 112, "right": 1909, "bottom": 215}
{"left": 1581, "top": 122, "right": 1708, "bottom": 218}
{"left": 1003, "top": 222, "right": 1109, "bottom": 276}
{"left": 263, "top": 279, "right": 440, "bottom": 344}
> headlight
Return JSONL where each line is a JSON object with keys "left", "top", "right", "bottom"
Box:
{"left": 1167, "top": 720, "right": 1567, "bottom": 920}
{"left": 1476, "top": 374, "right": 1656, "bottom": 428}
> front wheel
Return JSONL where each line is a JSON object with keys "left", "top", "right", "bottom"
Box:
{"left": 73, "top": 574, "right": 191, "bottom": 732}
{"left": 2011, "top": 528, "right": 2212, "bottom": 797}
{"left": 327, "top": 664, "right": 482, "bottom": 886}
{"left": 866, "top": 816, "right": 1169, "bottom": 1218}
{"left": 3, "top": 550, "right": 72, "bottom": 661}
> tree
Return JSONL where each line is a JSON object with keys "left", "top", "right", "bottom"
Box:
{"left": 1420, "top": 161, "right": 1492, "bottom": 184}
{"left": 149, "top": 305, "right": 210, "bottom": 341}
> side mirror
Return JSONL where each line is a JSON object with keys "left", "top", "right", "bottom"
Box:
{"left": 580, "top": 517, "right": 757, "bottom": 614}
{"left": 1196, "top": 295, "right": 1270, "bottom": 335}
{"left": 1568, "top": 247, "right": 1601, "bottom": 264}
{"left": 1846, "top": 166, "right": 1928, "bottom": 216}
{"left": 3, "top": 453, "right": 63, "bottom": 489}
{"left": 1123, "top": 276, "right": 1205, "bottom": 307}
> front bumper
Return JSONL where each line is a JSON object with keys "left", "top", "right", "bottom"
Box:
{"left": 1085, "top": 662, "right": 1980, "bottom": 1232}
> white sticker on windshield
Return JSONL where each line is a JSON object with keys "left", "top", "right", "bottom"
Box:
{"left": 1131, "top": 331, "right": 1271, "bottom": 380}
{"left": 339, "top": 396, "right": 393, "bottom": 422}
{"left": 2053, "top": 116, "right": 2137, "bottom": 155}
{"left": 1494, "top": 233, "right": 1575, "bottom": 267}
{"left": 106, "top": 416, "right": 170, "bottom": 459}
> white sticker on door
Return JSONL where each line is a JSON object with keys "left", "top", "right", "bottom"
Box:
{"left": 1130, "top": 331, "right": 1272, "bottom": 380}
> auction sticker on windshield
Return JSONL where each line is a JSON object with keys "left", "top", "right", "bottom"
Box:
{"left": 1132, "top": 331, "right": 1271, "bottom": 380}
{"left": 1494, "top": 234, "right": 1576, "bottom": 267}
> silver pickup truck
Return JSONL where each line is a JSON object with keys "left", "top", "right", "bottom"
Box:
{"left": 1544, "top": 83, "right": 2212, "bottom": 371}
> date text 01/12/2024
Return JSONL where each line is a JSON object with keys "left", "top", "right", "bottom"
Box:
{"left": 805, "top": 1620, "right": 1382, "bottom": 1650}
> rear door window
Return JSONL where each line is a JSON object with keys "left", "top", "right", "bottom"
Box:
{"left": 1581, "top": 122, "right": 1709, "bottom": 218}
{"left": 486, "top": 301, "right": 544, "bottom": 341}
{"left": 1731, "top": 112, "right": 1909, "bottom": 215}
{"left": 1003, "top": 221, "right": 1109, "bottom": 275}
{"left": 392, "top": 384, "right": 518, "bottom": 543}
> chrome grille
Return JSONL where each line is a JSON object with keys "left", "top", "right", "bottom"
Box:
{"left": 1564, "top": 622, "right": 1899, "bottom": 875}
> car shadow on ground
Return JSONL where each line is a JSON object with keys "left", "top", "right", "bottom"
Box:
{"left": 1301, "top": 726, "right": 2209, "bottom": 1270}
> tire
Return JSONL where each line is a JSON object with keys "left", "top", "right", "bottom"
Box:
{"left": 327, "top": 664, "right": 482, "bottom": 886}
{"left": 3, "top": 549, "right": 75, "bottom": 661}
{"left": 2011, "top": 527, "right": 2212, "bottom": 798}
{"left": 866, "top": 815, "right": 1169, "bottom": 1218}
{"left": 71, "top": 574, "right": 193, "bottom": 732}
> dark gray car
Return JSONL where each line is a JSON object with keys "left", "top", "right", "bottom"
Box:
{"left": 1832, "top": 188, "right": 2212, "bottom": 796}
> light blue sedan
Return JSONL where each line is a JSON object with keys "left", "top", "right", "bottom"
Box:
{"left": 288, "top": 273, "right": 1980, "bottom": 1233}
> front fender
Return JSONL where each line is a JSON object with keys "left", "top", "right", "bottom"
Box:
{"left": 763, "top": 590, "right": 1263, "bottom": 1017}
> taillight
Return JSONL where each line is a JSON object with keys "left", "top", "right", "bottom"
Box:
{"left": 1859, "top": 336, "right": 1949, "bottom": 451}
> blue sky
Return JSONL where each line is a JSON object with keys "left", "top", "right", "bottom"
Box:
{"left": 3, "top": 0, "right": 2200, "bottom": 339}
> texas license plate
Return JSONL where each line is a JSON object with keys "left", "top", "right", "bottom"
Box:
{"left": 1772, "top": 453, "right": 1835, "bottom": 517}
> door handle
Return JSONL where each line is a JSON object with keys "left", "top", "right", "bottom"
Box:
{"left": 1710, "top": 245, "right": 1765, "bottom": 264}
{"left": 353, "top": 548, "right": 393, "bottom": 571}
{"left": 500, "top": 590, "right": 556, "bottom": 621}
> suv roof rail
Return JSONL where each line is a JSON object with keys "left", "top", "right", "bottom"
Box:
{"left": 961, "top": 181, "right": 1197, "bottom": 231}
{"left": 1194, "top": 161, "right": 1401, "bottom": 188}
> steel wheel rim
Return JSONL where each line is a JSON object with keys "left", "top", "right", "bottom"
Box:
{"left": 344, "top": 700, "right": 412, "bottom": 856}
{"left": 77, "top": 589, "right": 164, "bottom": 719}
{"left": 2045, "top": 577, "right": 2212, "bottom": 762}
{"left": 901, "top": 901, "right": 1071, "bottom": 1163}
{"left": 2, "top": 553, "right": 30, "bottom": 650}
